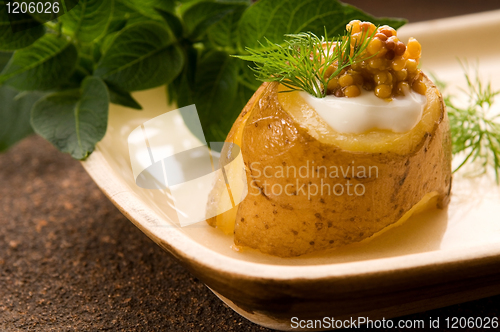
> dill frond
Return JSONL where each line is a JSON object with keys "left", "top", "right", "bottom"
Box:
{"left": 444, "top": 61, "right": 500, "bottom": 183}
{"left": 235, "top": 28, "right": 375, "bottom": 98}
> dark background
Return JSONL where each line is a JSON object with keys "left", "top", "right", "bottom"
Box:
{"left": 344, "top": 0, "right": 500, "bottom": 23}
{"left": 2, "top": 1, "right": 500, "bottom": 331}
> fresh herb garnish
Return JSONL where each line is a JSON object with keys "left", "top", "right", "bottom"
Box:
{"left": 437, "top": 63, "right": 500, "bottom": 182}
{"left": 236, "top": 29, "right": 375, "bottom": 98}
{"left": 0, "top": 0, "right": 405, "bottom": 159}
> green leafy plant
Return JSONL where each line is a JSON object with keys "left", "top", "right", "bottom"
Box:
{"left": 437, "top": 63, "right": 500, "bottom": 182}
{"left": 0, "top": 0, "right": 405, "bottom": 159}
{"left": 236, "top": 29, "right": 375, "bottom": 98}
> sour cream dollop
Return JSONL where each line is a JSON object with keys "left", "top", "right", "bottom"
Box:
{"left": 300, "top": 89, "right": 427, "bottom": 134}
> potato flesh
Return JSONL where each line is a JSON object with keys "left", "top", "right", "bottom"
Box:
{"left": 278, "top": 79, "right": 443, "bottom": 155}
{"left": 208, "top": 78, "right": 452, "bottom": 257}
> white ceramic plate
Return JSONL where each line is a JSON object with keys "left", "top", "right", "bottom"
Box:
{"left": 82, "top": 11, "right": 500, "bottom": 331}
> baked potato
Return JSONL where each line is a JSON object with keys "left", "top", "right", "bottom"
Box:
{"left": 208, "top": 75, "right": 451, "bottom": 257}
{"left": 207, "top": 21, "right": 452, "bottom": 257}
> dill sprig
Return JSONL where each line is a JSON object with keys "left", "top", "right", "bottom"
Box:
{"left": 235, "top": 28, "right": 375, "bottom": 98}
{"left": 440, "top": 61, "right": 500, "bottom": 183}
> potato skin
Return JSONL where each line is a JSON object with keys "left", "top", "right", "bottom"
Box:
{"left": 231, "top": 80, "right": 452, "bottom": 257}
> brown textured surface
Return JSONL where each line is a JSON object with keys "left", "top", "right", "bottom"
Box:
{"left": 2, "top": 2, "right": 500, "bottom": 331}
{"left": 0, "top": 136, "right": 269, "bottom": 331}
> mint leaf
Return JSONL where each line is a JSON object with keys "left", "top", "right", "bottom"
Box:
{"left": 99, "top": 31, "right": 119, "bottom": 55}
{"left": 0, "top": 34, "right": 78, "bottom": 90}
{"left": 31, "top": 76, "right": 109, "bottom": 159}
{"left": 206, "top": 4, "right": 247, "bottom": 49}
{"left": 107, "top": 18, "right": 127, "bottom": 35}
{"left": 107, "top": 84, "right": 142, "bottom": 110}
{"left": 60, "top": 0, "right": 114, "bottom": 43}
{"left": 238, "top": 0, "right": 406, "bottom": 50}
{"left": 63, "top": 0, "right": 81, "bottom": 12}
{"left": 167, "top": 44, "right": 197, "bottom": 105}
{"left": 156, "top": 8, "right": 184, "bottom": 39}
{"left": 110, "top": 1, "right": 149, "bottom": 26}
{"left": 0, "top": 86, "right": 44, "bottom": 152}
{"left": 0, "top": 5, "right": 45, "bottom": 51}
{"left": 95, "top": 22, "right": 184, "bottom": 91}
{"left": 118, "top": 0, "right": 175, "bottom": 20}
{"left": 182, "top": 0, "right": 249, "bottom": 40}
{"left": 181, "top": 51, "right": 239, "bottom": 143}
{"left": 237, "top": 59, "right": 260, "bottom": 91}
{"left": 0, "top": 51, "right": 11, "bottom": 71}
